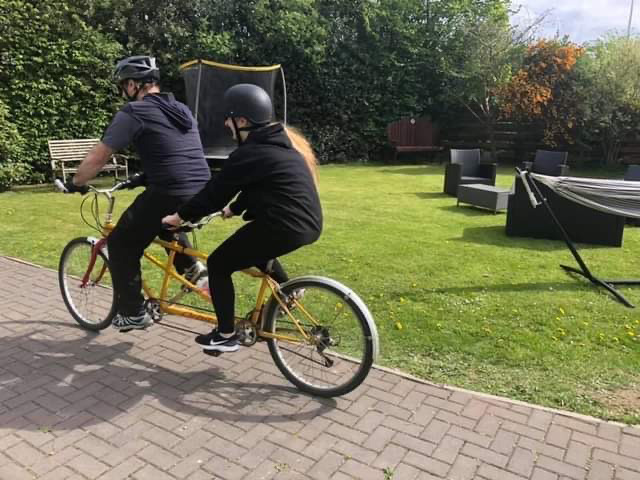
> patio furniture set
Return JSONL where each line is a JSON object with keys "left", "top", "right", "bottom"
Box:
{"left": 442, "top": 148, "right": 630, "bottom": 247}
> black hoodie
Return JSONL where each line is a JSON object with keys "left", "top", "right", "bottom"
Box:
{"left": 178, "top": 123, "right": 322, "bottom": 238}
{"left": 103, "top": 93, "right": 210, "bottom": 196}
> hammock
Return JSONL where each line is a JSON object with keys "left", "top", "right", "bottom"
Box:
{"left": 518, "top": 169, "right": 640, "bottom": 308}
{"left": 530, "top": 173, "right": 640, "bottom": 219}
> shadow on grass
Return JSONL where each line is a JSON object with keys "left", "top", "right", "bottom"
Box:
{"left": 428, "top": 280, "right": 588, "bottom": 295}
{"left": 439, "top": 204, "right": 507, "bottom": 217}
{"left": 415, "top": 192, "right": 450, "bottom": 200}
{"left": 379, "top": 166, "right": 444, "bottom": 176}
{"left": 452, "top": 225, "right": 610, "bottom": 251}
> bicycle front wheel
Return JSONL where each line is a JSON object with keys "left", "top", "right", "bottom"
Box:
{"left": 59, "top": 237, "right": 116, "bottom": 331}
{"left": 263, "top": 276, "right": 379, "bottom": 397}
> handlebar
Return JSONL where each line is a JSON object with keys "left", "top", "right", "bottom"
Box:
{"left": 162, "top": 211, "right": 223, "bottom": 232}
{"left": 54, "top": 173, "right": 146, "bottom": 195}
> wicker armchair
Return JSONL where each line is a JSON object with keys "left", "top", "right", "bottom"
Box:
{"left": 443, "top": 149, "right": 497, "bottom": 196}
{"left": 523, "top": 150, "right": 569, "bottom": 176}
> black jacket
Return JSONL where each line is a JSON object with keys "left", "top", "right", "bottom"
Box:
{"left": 178, "top": 123, "right": 322, "bottom": 237}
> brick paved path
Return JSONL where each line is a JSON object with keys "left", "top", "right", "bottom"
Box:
{"left": 0, "top": 255, "right": 638, "bottom": 480}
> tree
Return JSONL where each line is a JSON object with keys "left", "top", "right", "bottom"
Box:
{"left": 499, "top": 40, "right": 584, "bottom": 147}
{"left": 441, "top": 16, "right": 532, "bottom": 160}
{"left": 573, "top": 35, "right": 640, "bottom": 165}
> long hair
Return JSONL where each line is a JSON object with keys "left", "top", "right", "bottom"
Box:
{"left": 284, "top": 125, "right": 318, "bottom": 184}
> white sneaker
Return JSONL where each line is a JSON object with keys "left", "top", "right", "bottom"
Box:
{"left": 184, "top": 262, "right": 207, "bottom": 287}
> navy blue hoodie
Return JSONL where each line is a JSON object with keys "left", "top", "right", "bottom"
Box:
{"left": 102, "top": 93, "right": 210, "bottom": 196}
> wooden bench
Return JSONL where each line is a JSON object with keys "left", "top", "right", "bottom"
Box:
{"left": 48, "top": 138, "right": 129, "bottom": 182}
{"left": 386, "top": 117, "right": 443, "bottom": 162}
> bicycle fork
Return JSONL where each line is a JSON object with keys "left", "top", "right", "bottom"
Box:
{"left": 81, "top": 237, "right": 109, "bottom": 287}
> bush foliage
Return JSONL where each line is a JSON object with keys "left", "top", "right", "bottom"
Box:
{"left": 0, "top": 0, "right": 122, "bottom": 187}
{"left": 3, "top": 0, "right": 640, "bottom": 187}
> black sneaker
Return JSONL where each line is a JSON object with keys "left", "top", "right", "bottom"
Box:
{"left": 195, "top": 329, "right": 239, "bottom": 352}
{"left": 112, "top": 312, "right": 153, "bottom": 332}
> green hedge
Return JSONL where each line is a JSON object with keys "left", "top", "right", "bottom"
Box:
{"left": 0, "top": 0, "right": 122, "bottom": 187}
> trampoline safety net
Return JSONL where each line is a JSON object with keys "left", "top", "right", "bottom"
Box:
{"left": 179, "top": 60, "right": 285, "bottom": 163}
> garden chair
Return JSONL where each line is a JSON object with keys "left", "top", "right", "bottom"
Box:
{"left": 443, "top": 148, "right": 497, "bottom": 196}
{"left": 523, "top": 150, "right": 569, "bottom": 176}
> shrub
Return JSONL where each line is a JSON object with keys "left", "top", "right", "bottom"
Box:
{"left": 0, "top": 0, "right": 122, "bottom": 186}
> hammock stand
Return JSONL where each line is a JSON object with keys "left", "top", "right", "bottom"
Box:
{"left": 518, "top": 168, "right": 640, "bottom": 308}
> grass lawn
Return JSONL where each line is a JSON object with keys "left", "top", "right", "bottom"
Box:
{"left": 1, "top": 164, "right": 639, "bottom": 424}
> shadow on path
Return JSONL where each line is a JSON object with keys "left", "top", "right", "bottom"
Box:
{"left": 0, "top": 320, "right": 336, "bottom": 433}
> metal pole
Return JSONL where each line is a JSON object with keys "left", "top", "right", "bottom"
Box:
{"left": 628, "top": 0, "right": 635, "bottom": 38}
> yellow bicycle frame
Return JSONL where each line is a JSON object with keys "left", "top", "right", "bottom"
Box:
{"left": 100, "top": 222, "right": 310, "bottom": 343}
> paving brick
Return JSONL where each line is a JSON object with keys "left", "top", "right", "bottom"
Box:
{"left": 66, "top": 453, "right": 110, "bottom": 478}
{"left": 490, "top": 428, "right": 518, "bottom": 455}
{"left": 536, "top": 455, "right": 587, "bottom": 479}
{"left": 167, "top": 449, "right": 214, "bottom": 479}
{"left": 340, "top": 458, "right": 387, "bottom": 479}
{"left": 432, "top": 434, "right": 464, "bottom": 464}
{"left": 404, "top": 450, "right": 450, "bottom": 477}
{"left": 447, "top": 454, "right": 479, "bottom": 480}
{"left": 587, "top": 460, "right": 615, "bottom": 480}
{"left": 307, "top": 451, "right": 343, "bottom": 480}
{"left": 572, "top": 431, "right": 620, "bottom": 453}
{"left": 448, "top": 424, "right": 492, "bottom": 448}
{"left": 371, "top": 443, "right": 407, "bottom": 469}
{"left": 519, "top": 436, "right": 566, "bottom": 460}
{"left": 420, "top": 418, "right": 451, "bottom": 444}
{"left": 620, "top": 433, "right": 640, "bottom": 458}
{"left": 552, "top": 416, "right": 598, "bottom": 436}
{"left": 530, "top": 467, "right": 558, "bottom": 480}
{"left": 461, "top": 443, "right": 509, "bottom": 469}
{"left": 478, "top": 463, "right": 528, "bottom": 480}
{"left": 97, "top": 457, "right": 145, "bottom": 480}
{"left": 565, "top": 440, "right": 591, "bottom": 467}
{"left": 392, "top": 432, "right": 436, "bottom": 456}
{"left": 508, "top": 447, "right": 536, "bottom": 478}
{"left": 363, "top": 425, "right": 395, "bottom": 452}
{"left": 593, "top": 448, "right": 640, "bottom": 472}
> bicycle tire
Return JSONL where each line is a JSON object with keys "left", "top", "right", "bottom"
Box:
{"left": 263, "top": 276, "right": 379, "bottom": 397}
{"left": 59, "top": 237, "right": 116, "bottom": 331}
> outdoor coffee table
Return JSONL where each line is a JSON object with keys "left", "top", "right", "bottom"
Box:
{"left": 457, "top": 183, "right": 510, "bottom": 213}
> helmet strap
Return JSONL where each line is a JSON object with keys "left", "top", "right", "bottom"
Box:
{"left": 231, "top": 118, "right": 244, "bottom": 146}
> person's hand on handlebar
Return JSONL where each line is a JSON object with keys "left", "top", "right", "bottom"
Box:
{"left": 161, "top": 212, "right": 183, "bottom": 229}
{"left": 56, "top": 177, "right": 89, "bottom": 195}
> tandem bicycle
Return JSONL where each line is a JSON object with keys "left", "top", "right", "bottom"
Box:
{"left": 55, "top": 177, "right": 379, "bottom": 397}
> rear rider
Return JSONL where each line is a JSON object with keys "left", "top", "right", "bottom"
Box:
{"left": 162, "top": 83, "right": 323, "bottom": 353}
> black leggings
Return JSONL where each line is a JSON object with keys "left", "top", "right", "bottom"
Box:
{"left": 107, "top": 189, "right": 197, "bottom": 316}
{"left": 208, "top": 221, "right": 318, "bottom": 334}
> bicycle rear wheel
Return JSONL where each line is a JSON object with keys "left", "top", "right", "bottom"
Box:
{"left": 263, "top": 276, "right": 378, "bottom": 397}
{"left": 59, "top": 237, "right": 115, "bottom": 331}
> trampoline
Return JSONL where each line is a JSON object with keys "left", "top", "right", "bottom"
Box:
{"left": 179, "top": 60, "right": 287, "bottom": 169}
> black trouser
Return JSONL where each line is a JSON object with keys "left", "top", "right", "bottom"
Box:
{"left": 107, "top": 189, "right": 197, "bottom": 316}
{"left": 208, "top": 221, "right": 319, "bottom": 334}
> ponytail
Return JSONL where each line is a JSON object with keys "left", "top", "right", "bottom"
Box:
{"left": 285, "top": 125, "right": 318, "bottom": 184}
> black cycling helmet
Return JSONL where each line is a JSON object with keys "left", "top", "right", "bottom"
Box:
{"left": 114, "top": 55, "right": 160, "bottom": 84}
{"left": 222, "top": 83, "right": 273, "bottom": 126}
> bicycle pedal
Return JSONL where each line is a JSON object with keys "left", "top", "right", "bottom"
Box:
{"left": 203, "top": 349, "right": 223, "bottom": 357}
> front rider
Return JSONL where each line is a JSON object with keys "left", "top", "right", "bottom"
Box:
{"left": 67, "top": 55, "right": 211, "bottom": 331}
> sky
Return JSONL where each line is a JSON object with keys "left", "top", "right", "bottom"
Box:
{"left": 510, "top": 0, "right": 638, "bottom": 44}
